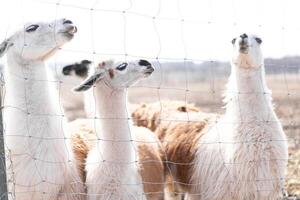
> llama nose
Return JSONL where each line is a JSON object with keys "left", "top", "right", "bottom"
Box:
{"left": 240, "top": 33, "right": 248, "bottom": 40}
{"left": 63, "top": 19, "right": 73, "bottom": 25}
{"left": 239, "top": 33, "right": 248, "bottom": 46}
{"left": 138, "top": 60, "right": 151, "bottom": 67}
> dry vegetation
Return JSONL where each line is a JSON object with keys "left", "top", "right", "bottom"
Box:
{"left": 129, "top": 74, "right": 300, "bottom": 198}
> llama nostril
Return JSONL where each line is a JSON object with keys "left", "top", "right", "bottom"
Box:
{"left": 146, "top": 66, "right": 154, "bottom": 70}
{"left": 145, "top": 66, "right": 154, "bottom": 74}
{"left": 63, "top": 19, "right": 73, "bottom": 25}
{"left": 139, "top": 59, "right": 151, "bottom": 67}
{"left": 240, "top": 33, "right": 248, "bottom": 40}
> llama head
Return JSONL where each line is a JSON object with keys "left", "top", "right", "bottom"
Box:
{"left": 231, "top": 33, "right": 263, "bottom": 69}
{"left": 0, "top": 18, "right": 77, "bottom": 61}
{"left": 62, "top": 60, "right": 91, "bottom": 78}
{"left": 74, "top": 59, "right": 154, "bottom": 92}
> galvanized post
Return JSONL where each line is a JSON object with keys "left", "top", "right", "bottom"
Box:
{"left": 0, "top": 76, "right": 8, "bottom": 200}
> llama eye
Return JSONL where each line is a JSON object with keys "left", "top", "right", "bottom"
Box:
{"left": 26, "top": 25, "right": 39, "bottom": 33}
{"left": 231, "top": 38, "right": 236, "bottom": 45}
{"left": 255, "top": 37, "right": 262, "bottom": 44}
{"left": 116, "top": 63, "right": 128, "bottom": 71}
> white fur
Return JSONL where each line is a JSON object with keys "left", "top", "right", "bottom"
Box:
{"left": 189, "top": 34, "right": 288, "bottom": 200}
{"left": 81, "top": 60, "right": 153, "bottom": 200}
{"left": 1, "top": 19, "right": 84, "bottom": 200}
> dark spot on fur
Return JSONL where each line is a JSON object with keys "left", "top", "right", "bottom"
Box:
{"left": 62, "top": 60, "right": 91, "bottom": 77}
{"left": 240, "top": 33, "right": 248, "bottom": 39}
{"left": 25, "top": 25, "right": 39, "bottom": 32}
{"left": 255, "top": 37, "right": 262, "bottom": 44}
{"left": 177, "top": 106, "right": 187, "bottom": 112}
{"left": 116, "top": 63, "right": 128, "bottom": 71}
{"left": 73, "top": 72, "right": 102, "bottom": 92}
{"left": 62, "top": 64, "right": 73, "bottom": 75}
{"left": 108, "top": 68, "right": 114, "bottom": 79}
{"left": 231, "top": 38, "right": 236, "bottom": 45}
{"left": 63, "top": 19, "right": 73, "bottom": 25}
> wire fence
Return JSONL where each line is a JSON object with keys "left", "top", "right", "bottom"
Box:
{"left": 0, "top": 0, "right": 299, "bottom": 199}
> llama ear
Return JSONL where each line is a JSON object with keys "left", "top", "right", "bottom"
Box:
{"left": 62, "top": 64, "right": 75, "bottom": 75}
{"left": 0, "top": 39, "right": 13, "bottom": 58}
{"left": 73, "top": 72, "right": 105, "bottom": 92}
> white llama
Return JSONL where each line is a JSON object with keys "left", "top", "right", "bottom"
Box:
{"left": 73, "top": 59, "right": 164, "bottom": 200}
{"left": 132, "top": 34, "right": 288, "bottom": 200}
{"left": 188, "top": 34, "right": 288, "bottom": 199}
{"left": 0, "top": 19, "right": 85, "bottom": 200}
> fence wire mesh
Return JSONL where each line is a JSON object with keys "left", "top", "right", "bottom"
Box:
{"left": 0, "top": 0, "right": 299, "bottom": 199}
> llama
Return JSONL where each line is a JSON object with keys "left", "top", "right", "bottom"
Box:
{"left": 0, "top": 19, "right": 85, "bottom": 200}
{"left": 133, "top": 34, "right": 289, "bottom": 200}
{"left": 188, "top": 34, "right": 288, "bottom": 199}
{"left": 132, "top": 100, "right": 200, "bottom": 132}
{"left": 73, "top": 59, "right": 164, "bottom": 200}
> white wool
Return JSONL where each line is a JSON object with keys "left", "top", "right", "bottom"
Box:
{"left": 83, "top": 60, "right": 153, "bottom": 200}
{"left": 190, "top": 35, "right": 288, "bottom": 200}
{"left": 1, "top": 19, "right": 84, "bottom": 200}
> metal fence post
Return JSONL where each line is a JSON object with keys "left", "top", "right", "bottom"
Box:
{"left": 0, "top": 80, "right": 8, "bottom": 199}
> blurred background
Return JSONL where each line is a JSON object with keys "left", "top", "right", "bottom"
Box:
{"left": 0, "top": 0, "right": 299, "bottom": 198}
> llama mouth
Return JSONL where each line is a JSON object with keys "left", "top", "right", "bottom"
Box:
{"left": 144, "top": 69, "right": 154, "bottom": 76}
{"left": 61, "top": 26, "right": 78, "bottom": 39}
{"left": 68, "top": 26, "right": 78, "bottom": 34}
{"left": 239, "top": 46, "right": 248, "bottom": 54}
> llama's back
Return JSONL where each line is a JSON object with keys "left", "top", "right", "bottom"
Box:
{"left": 132, "top": 126, "right": 165, "bottom": 200}
{"left": 155, "top": 111, "right": 219, "bottom": 195}
{"left": 131, "top": 101, "right": 200, "bottom": 132}
{"left": 70, "top": 118, "right": 97, "bottom": 182}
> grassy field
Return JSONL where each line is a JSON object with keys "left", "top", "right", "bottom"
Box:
{"left": 129, "top": 74, "right": 300, "bottom": 197}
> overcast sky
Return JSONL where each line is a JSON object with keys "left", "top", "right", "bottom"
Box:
{"left": 1, "top": 0, "right": 300, "bottom": 63}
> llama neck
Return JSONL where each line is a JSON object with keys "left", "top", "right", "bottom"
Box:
{"left": 224, "top": 64, "right": 275, "bottom": 123}
{"left": 93, "top": 83, "right": 135, "bottom": 163}
{"left": 4, "top": 53, "right": 62, "bottom": 115}
{"left": 3, "top": 52, "right": 68, "bottom": 159}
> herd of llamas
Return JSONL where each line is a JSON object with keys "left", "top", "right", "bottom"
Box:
{"left": 0, "top": 18, "right": 289, "bottom": 200}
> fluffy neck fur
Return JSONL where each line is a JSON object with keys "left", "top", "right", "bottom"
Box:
{"left": 92, "top": 82, "right": 136, "bottom": 163}
{"left": 5, "top": 52, "right": 63, "bottom": 116}
{"left": 224, "top": 64, "right": 274, "bottom": 123}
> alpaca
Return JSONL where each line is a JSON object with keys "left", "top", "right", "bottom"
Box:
{"left": 73, "top": 59, "right": 164, "bottom": 200}
{"left": 132, "top": 100, "right": 200, "bottom": 132}
{"left": 0, "top": 19, "right": 85, "bottom": 200}
{"left": 133, "top": 34, "right": 289, "bottom": 200}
